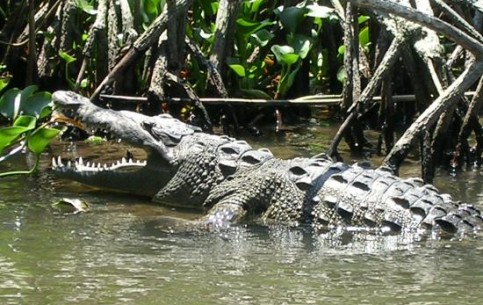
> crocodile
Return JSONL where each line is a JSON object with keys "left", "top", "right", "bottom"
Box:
{"left": 51, "top": 91, "right": 483, "bottom": 237}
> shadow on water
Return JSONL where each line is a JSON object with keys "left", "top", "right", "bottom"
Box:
{"left": 1, "top": 123, "right": 483, "bottom": 304}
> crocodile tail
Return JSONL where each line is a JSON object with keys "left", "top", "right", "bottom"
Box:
{"left": 312, "top": 164, "right": 483, "bottom": 235}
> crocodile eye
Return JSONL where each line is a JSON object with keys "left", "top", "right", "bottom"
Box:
{"left": 240, "top": 155, "right": 261, "bottom": 165}
{"left": 288, "top": 166, "right": 307, "bottom": 176}
{"left": 220, "top": 147, "right": 239, "bottom": 155}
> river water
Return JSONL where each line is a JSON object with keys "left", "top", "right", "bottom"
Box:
{"left": 1, "top": 124, "right": 482, "bottom": 305}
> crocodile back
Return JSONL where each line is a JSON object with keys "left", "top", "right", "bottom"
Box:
{"left": 312, "top": 164, "right": 483, "bottom": 234}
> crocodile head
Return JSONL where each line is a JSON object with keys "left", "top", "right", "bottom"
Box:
{"left": 51, "top": 91, "right": 201, "bottom": 197}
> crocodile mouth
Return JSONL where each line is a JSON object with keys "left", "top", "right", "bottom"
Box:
{"left": 50, "top": 111, "right": 149, "bottom": 175}
{"left": 49, "top": 90, "right": 177, "bottom": 196}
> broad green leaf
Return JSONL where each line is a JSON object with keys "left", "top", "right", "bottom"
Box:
{"left": 22, "top": 91, "right": 52, "bottom": 119}
{"left": 0, "top": 88, "right": 21, "bottom": 119}
{"left": 290, "top": 34, "right": 313, "bottom": 59}
{"left": 229, "top": 64, "right": 246, "bottom": 77}
{"left": 275, "top": 6, "right": 307, "bottom": 34}
{"left": 13, "top": 115, "right": 36, "bottom": 129}
{"left": 27, "top": 127, "right": 61, "bottom": 155}
{"left": 236, "top": 18, "right": 274, "bottom": 36}
{"left": 250, "top": 29, "right": 274, "bottom": 47}
{"left": 271, "top": 45, "right": 299, "bottom": 65}
{"left": 306, "top": 4, "right": 335, "bottom": 19}
{"left": 0, "top": 124, "right": 34, "bottom": 153}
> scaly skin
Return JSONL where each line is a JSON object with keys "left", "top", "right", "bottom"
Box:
{"left": 51, "top": 91, "right": 482, "bottom": 236}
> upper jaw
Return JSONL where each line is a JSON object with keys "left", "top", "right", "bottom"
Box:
{"left": 51, "top": 90, "right": 200, "bottom": 164}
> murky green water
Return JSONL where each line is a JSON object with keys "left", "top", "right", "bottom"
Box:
{"left": 1, "top": 125, "right": 483, "bottom": 305}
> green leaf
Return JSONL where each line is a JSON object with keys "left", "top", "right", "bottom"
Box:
{"left": 278, "top": 65, "right": 301, "bottom": 97}
{"left": 27, "top": 127, "right": 61, "bottom": 155}
{"left": 80, "top": 78, "right": 89, "bottom": 88}
{"left": 236, "top": 18, "right": 274, "bottom": 36}
{"left": 0, "top": 88, "right": 21, "bottom": 119}
{"left": 0, "top": 117, "right": 36, "bottom": 153}
{"left": 75, "top": 0, "right": 97, "bottom": 15}
{"left": 229, "top": 64, "right": 246, "bottom": 77}
{"left": 198, "top": 0, "right": 217, "bottom": 16}
{"left": 337, "top": 66, "right": 346, "bottom": 83}
{"left": 250, "top": 29, "right": 274, "bottom": 47}
{"left": 0, "top": 76, "right": 10, "bottom": 93}
{"left": 290, "top": 34, "right": 313, "bottom": 59}
{"left": 271, "top": 45, "right": 299, "bottom": 65}
{"left": 246, "top": 0, "right": 264, "bottom": 14}
{"left": 22, "top": 91, "right": 52, "bottom": 119}
{"left": 13, "top": 115, "right": 36, "bottom": 129}
{"left": 275, "top": 6, "right": 307, "bottom": 34}
{"left": 359, "top": 27, "right": 370, "bottom": 47}
{"left": 358, "top": 15, "right": 370, "bottom": 24}
{"left": 338, "top": 45, "right": 345, "bottom": 55}
{"left": 59, "top": 51, "right": 76, "bottom": 64}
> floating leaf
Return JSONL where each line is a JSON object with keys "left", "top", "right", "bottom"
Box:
{"left": 52, "top": 198, "right": 90, "bottom": 214}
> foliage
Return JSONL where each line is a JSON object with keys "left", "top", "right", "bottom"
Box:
{"left": 0, "top": 86, "right": 62, "bottom": 177}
